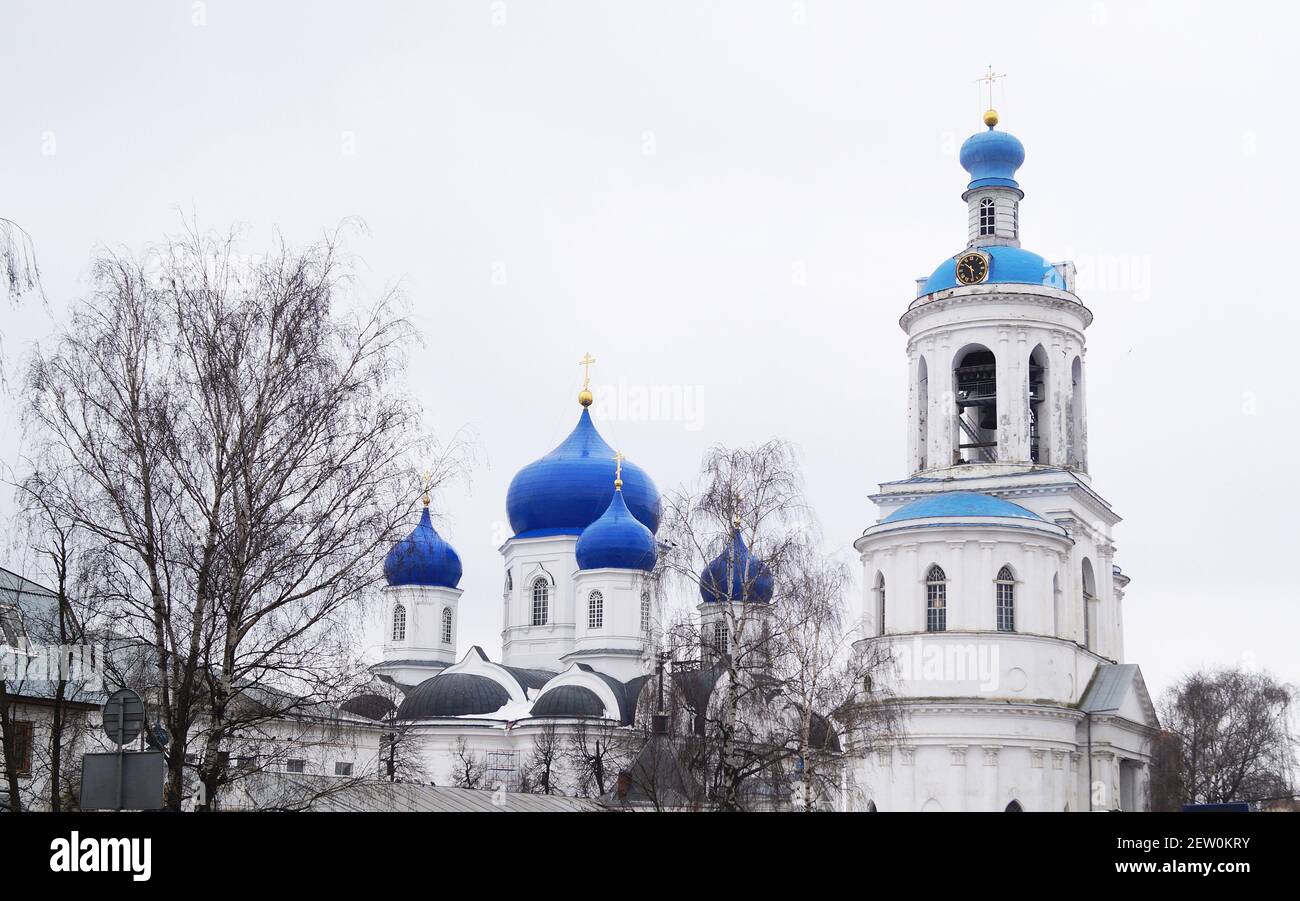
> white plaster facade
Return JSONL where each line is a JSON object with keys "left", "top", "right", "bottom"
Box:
{"left": 849, "top": 122, "right": 1156, "bottom": 813}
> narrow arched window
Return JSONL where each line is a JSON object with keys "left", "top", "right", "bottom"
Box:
{"left": 392, "top": 604, "right": 406, "bottom": 642}
{"left": 713, "top": 621, "right": 730, "bottom": 656}
{"left": 979, "top": 197, "right": 996, "bottom": 236}
{"left": 875, "top": 572, "right": 886, "bottom": 636}
{"left": 1005, "top": 800, "right": 1023, "bottom": 812}
{"left": 588, "top": 590, "right": 604, "bottom": 630}
{"left": 640, "top": 590, "right": 651, "bottom": 633}
{"left": 504, "top": 569, "right": 512, "bottom": 591}
{"left": 996, "top": 565, "right": 1015, "bottom": 632}
{"left": 926, "top": 565, "right": 947, "bottom": 632}
{"left": 1081, "top": 559, "right": 1097, "bottom": 650}
{"left": 531, "top": 578, "right": 549, "bottom": 626}
{"left": 441, "top": 607, "right": 453, "bottom": 644}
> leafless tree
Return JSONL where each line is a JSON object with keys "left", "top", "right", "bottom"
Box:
{"left": 1155, "top": 667, "right": 1297, "bottom": 806}
{"left": 19, "top": 221, "right": 463, "bottom": 809}
{"left": 567, "top": 719, "right": 636, "bottom": 798}
{"left": 522, "top": 720, "right": 564, "bottom": 795}
{"left": 653, "top": 440, "right": 901, "bottom": 811}
{"left": 450, "top": 737, "right": 485, "bottom": 790}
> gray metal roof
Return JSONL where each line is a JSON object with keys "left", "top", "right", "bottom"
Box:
{"left": 299, "top": 779, "right": 605, "bottom": 812}
{"left": 395, "top": 672, "right": 510, "bottom": 719}
{"left": 1079, "top": 663, "right": 1140, "bottom": 714}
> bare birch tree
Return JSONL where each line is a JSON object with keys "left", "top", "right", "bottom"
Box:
{"left": 1156, "top": 667, "right": 1296, "bottom": 806}
{"left": 20, "top": 222, "right": 461, "bottom": 809}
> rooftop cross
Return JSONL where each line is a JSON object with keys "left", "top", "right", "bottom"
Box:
{"left": 975, "top": 65, "right": 1005, "bottom": 127}
{"left": 579, "top": 352, "right": 596, "bottom": 390}
{"left": 613, "top": 450, "right": 625, "bottom": 489}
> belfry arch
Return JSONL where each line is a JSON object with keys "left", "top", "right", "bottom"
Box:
{"left": 953, "top": 344, "right": 998, "bottom": 464}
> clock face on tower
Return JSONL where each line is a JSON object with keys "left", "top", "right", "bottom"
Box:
{"left": 956, "top": 252, "right": 989, "bottom": 285}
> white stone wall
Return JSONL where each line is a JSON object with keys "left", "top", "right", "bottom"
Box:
{"left": 500, "top": 534, "right": 580, "bottom": 671}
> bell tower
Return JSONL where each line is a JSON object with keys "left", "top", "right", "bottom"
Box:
{"left": 851, "top": 90, "right": 1155, "bottom": 812}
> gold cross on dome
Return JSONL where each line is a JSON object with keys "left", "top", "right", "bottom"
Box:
{"left": 579, "top": 352, "right": 596, "bottom": 390}
{"left": 975, "top": 65, "right": 1005, "bottom": 110}
{"left": 422, "top": 470, "right": 432, "bottom": 507}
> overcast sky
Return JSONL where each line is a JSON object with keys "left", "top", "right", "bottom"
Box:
{"left": 2, "top": 0, "right": 1297, "bottom": 698}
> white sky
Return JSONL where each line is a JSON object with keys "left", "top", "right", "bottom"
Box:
{"left": 2, "top": 1, "right": 1297, "bottom": 700}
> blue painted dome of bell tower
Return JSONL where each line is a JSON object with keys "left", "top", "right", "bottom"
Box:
{"left": 506, "top": 406, "right": 661, "bottom": 539}
{"left": 959, "top": 126, "right": 1025, "bottom": 191}
{"left": 383, "top": 507, "right": 463, "bottom": 588}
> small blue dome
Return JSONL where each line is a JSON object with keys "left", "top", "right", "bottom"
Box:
{"left": 882, "top": 491, "right": 1043, "bottom": 523}
{"left": 699, "top": 530, "right": 774, "bottom": 604}
{"left": 920, "top": 245, "right": 1063, "bottom": 296}
{"left": 383, "top": 508, "right": 463, "bottom": 588}
{"left": 959, "top": 127, "right": 1025, "bottom": 190}
{"left": 576, "top": 489, "right": 658, "bottom": 571}
{"left": 506, "top": 408, "right": 661, "bottom": 538}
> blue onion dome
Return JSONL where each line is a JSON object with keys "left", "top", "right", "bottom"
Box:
{"left": 882, "top": 491, "right": 1043, "bottom": 523}
{"left": 920, "top": 245, "right": 1063, "bottom": 295}
{"left": 576, "top": 483, "right": 658, "bottom": 571}
{"left": 699, "top": 529, "right": 774, "bottom": 604}
{"left": 959, "top": 123, "right": 1025, "bottom": 191}
{"left": 506, "top": 406, "right": 661, "bottom": 538}
{"left": 383, "top": 506, "right": 463, "bottom": 588}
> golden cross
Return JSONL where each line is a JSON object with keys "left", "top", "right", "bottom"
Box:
{"left": 975, "top": 65, "right": 1005, "bottom": 111}
{"left": 422, "top": 470, "right": 432, "bottom": 507}
{"left": 613, "top": 450, "right": 625, "bottom": 484}
{"left": 578, "top": 352, "right": 596, "bottom": 390}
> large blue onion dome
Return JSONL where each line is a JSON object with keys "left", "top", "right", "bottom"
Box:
{"left": 506, "top": 407, "right": 661, "bottom": 538}
{"left": 576, "top": 487, "right": 658, "bottom": 571}
{"left": 959, "top": 125, "right": 1025, "bottom": 191}
{"left": 920, "top": 245, "right": 1063, "bottom": 295}
{"left": 699, "top": 529, "right": 774, "bottom": 604}
{"left": 882, "top": 491, "right": 1043, "bottom": 523}
{"left": 383, "top": 506, "right": 463, "bottom": 588}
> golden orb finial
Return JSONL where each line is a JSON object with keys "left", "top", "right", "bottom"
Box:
{"left": 983, "top": 108, "right": 999, "bottom": 128}
{"left": 578, "top": 388, "right": 594, "bottom": 407}
{"left": 421, "top": 470, "right": 431, "bottom": 507}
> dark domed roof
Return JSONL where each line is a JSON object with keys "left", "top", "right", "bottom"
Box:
{"left": 530, "top": 685, "right": 607, "bottom": 718}
{"left": 506, "top": 408, "right": 660, "bottom": 538}
{"left": 340, "top": 692, "right": 397, "bottom": 721}
{"left": 395, "top": 673, "right": 509, "bottom": 719}
{"left": 699, "top": 529, "right": 774, "bottom": 604}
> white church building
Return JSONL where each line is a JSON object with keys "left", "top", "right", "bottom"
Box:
{"left": 848, "top": 106, "right": 1156, "bottom": 811}
{"left": 355, "top": 103, "right": 1156, "bottom": 811}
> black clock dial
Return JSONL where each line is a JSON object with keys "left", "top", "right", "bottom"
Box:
{"left": 956, "top": 253, "right": 988, "bottom": 285}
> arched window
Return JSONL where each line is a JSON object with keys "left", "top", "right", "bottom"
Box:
{"left": 587, "top": 590, "right": 604, "bottom": 630}
{"left": 504, "top": 569, "right": 513, "bottom": 592}
{"left": 916, "top": 356, "right": 929, "bottom": 471}
{"left": 954, "top": 346, "right": 997, "bottom": 464}
{"left": 441, "top": 607, "right": 453, "bottom": 644}
{"left": 1029, "top": 345, "right": 1049, "bottom": 464}
{"left": 1052, "top": 572, "right": 1061, "bottom": 637}
{"left": 713, "top": 621, "right": 730, "bottom": 656}
{"left": 1067, "top": 356, "right": 1086, "bottom": 470}
{"left": 1005, "top": 800, "right": 1023, "bottom": 812}
{"left": 874, "top": 572, "right": 886, "bottom": 636}
{"left": 391, "top": 604, "right": 406, "bottom": 642}
{"left": 979, "top": 197, "right": 996, "bottom": 236}
{"left": 531, "top": 578, "right": 549, "bottom": 626}
{"left": 996, "top": 565, "right": 1015, "bottom": 632}
{"left": 640, "top": 590, "right": 651, "bottom": 633}
{"left": 926, "top": 565, "right": 947, "bottom": 632}
{"left": 866, "top": 800, "right": 878, "bottom": 812}
{"left": 1081, "top": 559, "right": 1097, "bottom": 650}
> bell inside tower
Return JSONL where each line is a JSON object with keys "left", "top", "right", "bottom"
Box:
{"left": 954, "top": 347, "right": 997, "bottom": 464}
